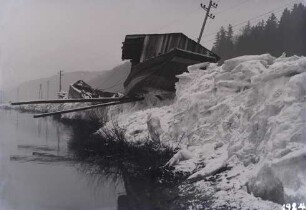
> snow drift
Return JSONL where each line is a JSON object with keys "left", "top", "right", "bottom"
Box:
{"left": 108, "top": 53, "right": 306, "bottom": 209}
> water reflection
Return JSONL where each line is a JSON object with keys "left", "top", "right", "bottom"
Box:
{"left": 56, "top": 124, "right": 60, "bottom": 155}
{"left": 68, "top": 121, "right": 183, "bottom": 210}
{"left": 74, "top": 157, "right": 182, "bottom": 210}
{"left": 15, "top": 111, "right": 19, "bottom": 130}
{"left": 0, "top": 109, "right": 125, "bottom": 210}
{"left": 37, "top": 117, "right": 42, "bottom": 137}
{"left": 0, "top": 109, "right": 184, "bottom": 210}
{"left": 45, "top": 118, "right": 49, "bottom": 144}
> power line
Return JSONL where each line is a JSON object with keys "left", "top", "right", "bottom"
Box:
{"left": 203, "top": 9, "right": 287, "bottom": 45}
{"left": 156, "top": 0, "right": 251, "bottom": 36}
{"left": 203, "top": 0, "right": 301, "bottom": 44}
{"left": 230, "top": 0, "right": 299, "bottom": 28}
{"left": 203, "top": 19, "right": 213, "bottom": 37}
{"left": 155, "top": 0, "right": 292, "bottom": 46}
{"left": 201, "top": 0, "right": 251, "bottom": 41}
{"left": 214, "top": 0, "right": 251, "bottom": 15}
{"left": 149, "top": 0, "right": 263, "bottom": 45}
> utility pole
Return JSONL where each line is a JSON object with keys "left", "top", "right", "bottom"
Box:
{"left": 197, "top": 0, "right": 218, "bottom": 44}
{"left": 0, "top": 90, "right": 3, "bottom": 104}
{"left": 16, "top": 87, "right": 20, "bottom": 101}
{"left": 46, "top": 80, "right": 50, "bottom": 99}
{"left": 59, "top": 70, "right": 63, "bottom": 92}
{"left": 39, "top": 84, "right": 43, "bottom": 99}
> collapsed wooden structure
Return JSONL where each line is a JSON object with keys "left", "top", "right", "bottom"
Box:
{"left": 11, "top": 80, "right": 143, "bottom": 118}
{"left": 68, "top": 80, "right": 119, "bottom": 99}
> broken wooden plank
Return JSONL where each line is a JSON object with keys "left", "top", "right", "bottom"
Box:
{"left": 10, "top": 96, "right": 141, "bottom": 105}
{"left": 33, "top": 98, "right": 143, "bottom": 118}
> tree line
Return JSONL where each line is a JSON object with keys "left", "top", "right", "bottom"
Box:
{"left": 212, "top": 3, "right": 306, "bottom": 62}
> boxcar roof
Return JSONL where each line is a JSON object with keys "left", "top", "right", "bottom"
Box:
{"left": 124, "top": 32, "right": 220, "bottom": 61}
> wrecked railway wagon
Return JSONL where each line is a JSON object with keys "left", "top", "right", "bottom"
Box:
{"left": 68, "top": 80, "right": 119, "bottom": 99}
{"left": 122, "top": 33, "right": 220, "bottom": 95}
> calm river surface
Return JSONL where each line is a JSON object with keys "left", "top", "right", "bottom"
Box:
{"left": 0, "top": 109, "right": 126, "bottom": 210}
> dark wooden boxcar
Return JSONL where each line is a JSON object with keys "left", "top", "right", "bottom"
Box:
{"left": 122, "top": 33, "right": 220, "bottom": 95}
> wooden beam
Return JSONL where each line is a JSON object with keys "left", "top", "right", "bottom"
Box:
{"left": 11, "top": 97, "right": 141, "bottom": 105}
{"left": 33, "top": 98, "right": 143, "bottom": 118}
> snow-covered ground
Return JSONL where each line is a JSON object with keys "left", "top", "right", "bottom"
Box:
{"left": 5, "top": 53, "right": 306, "bottom": 209}
{"left": 105, "top": 54, "right": 306, "bottom": 209}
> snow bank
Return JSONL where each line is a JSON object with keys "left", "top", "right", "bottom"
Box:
{"left": 105, "top": 54, "right": 306, "bottom": 209}
{"left": 222, "top": 54, "right": 275, "bottom": 72}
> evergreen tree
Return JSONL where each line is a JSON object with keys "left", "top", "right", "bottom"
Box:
{"left": 278, "top": 8, "right": 291, "bottom": 55}
{"left": 235, "top": 22, "right": 252, "bottom": 56}
{"left": 212, "top": 26, "right": 227, "bottom": 61}
{"left": 264, "top": 13, "right": 278, "bottom": 55}
{"left": 212, "top": 32, "right": 221, "bottom": 54}
{"left": 212, "top": 4, "right": 306, "bottom": 61}
{"left": 225, "top": 24, "right": 234, "bottom": 58}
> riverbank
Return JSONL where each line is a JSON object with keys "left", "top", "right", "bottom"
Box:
{"left": 67, "top": 118, "right": 189, "bottom": 209}
{"left": 0, "top": 109, "right": 189, "bottom": 210}
{"left": 0, "top": 101, "right": 109, "bottom": 123}
{"left": 4, "top": 53, "right": 306, "bottom": 209}
{"left": 1, "top": 105, "right": 189, "bottom": 209}
{"left": 105, "top": 54, "right": 306, "bottom": 209}
{"left": 0, "top": 109, "right": 127, "bottom": 210}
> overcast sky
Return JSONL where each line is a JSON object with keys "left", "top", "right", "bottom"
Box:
{"left": 0, "top": 0, "right": 304, "bottom": 89}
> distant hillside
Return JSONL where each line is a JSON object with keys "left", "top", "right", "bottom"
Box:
{"left": 3, "top": 62, "right": 131, "bottom": 102}
{"left": 3, "top": 71, "right": 106, "bottom": 102}
{"left": 88, "top": 62, "right": 131, "bottom": 93}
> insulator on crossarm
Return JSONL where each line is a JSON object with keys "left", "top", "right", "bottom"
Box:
{"left": 212, "top": 2, "right": 218, "bottom": 8}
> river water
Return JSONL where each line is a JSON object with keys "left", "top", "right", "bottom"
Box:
{"left": 0, "top": 109, "right": 126, "bottom": 210}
